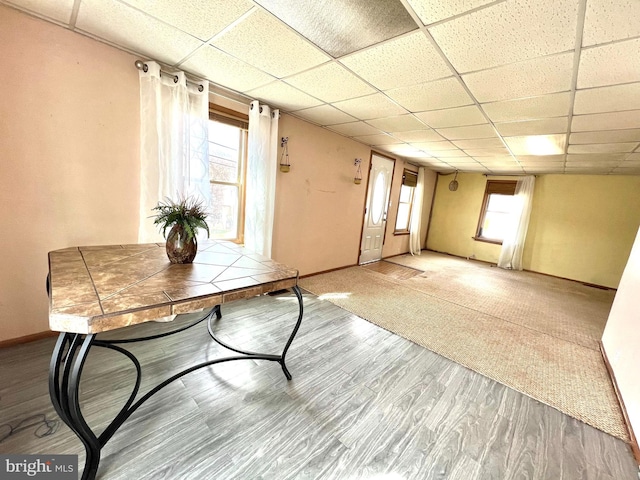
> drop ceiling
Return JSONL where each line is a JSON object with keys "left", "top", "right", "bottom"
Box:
{"left": 4, "top": 0, "right": 640, "bottom": 175}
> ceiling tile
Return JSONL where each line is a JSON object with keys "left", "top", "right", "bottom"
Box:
{"left": 385, "top": 77, "right": 473, "bottom": 112}
{"left": 290, "top": 104, "right": 356, "bottom": 125}
{"left": 410, "top": 141, "right": 457, "bottom": 151}
{"left": 352, "top": 134, "right": 402, "bottom": 146}
{"left": 76, "top": 0, "right": 203, "bottom": 65}
{"left": 181, "top": 45, "right": 275, "bottom": 92}
{"left": 567, "top": 143, "right": 638, "bottom": 154}
{"left": 566, "top": 153, "right": 627, "bottom": 163}
{"left": 447, "top": 164, "right": 490, "bottom": 171}
{"left": 522, "top": 168, "right": 566, "bottom": 174}
{"left": 430, "top": 149, "right": 468, "bottom": 158}
{"left": 391, "top": 130, "right": 445, "bottom": 143}
{"left": 577, "top": 38, "right": 640, "bottom": 89}
{"left": 436, "top": 124, "right": 496, "bottom": 140}
{"left": 380, "top": 144, "right": 424, "bottom": 156}
{"left": 326, "top": 121, "right": 381, "bottom": 137}
{"left": 254, "top": 0, "right": 418, "bottom": 57}
{"left": 463, "top": 147, "right": 511, "bottom": 157}
{"left": 406, "top": 0, "right": 496, "bottom": 25}
{"left": 442, "top": 159, "right": 482, "bottom": 164}
{"left": 245, "top": 81, "right": 322, "bottom": 111}
{"left": 367, "top": 115, "right": 426, "bottom": 132}
{"left": 284, "top": 62, "right": 375, "bottom": 103}
{"left": 495, "top": 117, "right": 569, "bottom": 137}
{"left": 123, "top": 0, "right": 254, "bottom": 41}
{"left": 624, "top": 153, "right": 640, "bottom": 161}
{"left": 415, "top": 105, "right": 487, "bottom": 129}
{"left": 572, "top": 111, "right": 640, "bottom": 132}
{"left": 574, "top": 83, "right": 640, "bottom": 115}
{"left": 332, "top": 94, "right": 407, "bottom": 120}
{"left": 476, "top": 155, "right": 517, "bottom": 165}
{"left": 399, "top": 150, "right": 436, "bottom": 159}
{"left": 569, "top": 129, "right": 640, "bottom": 144}
{"left": 452, "top": 138, "right": 505, "bottom": 149}
{"left": 564, "top": 167, "right": 615, "bottom": 174}
{"left": 582, "top": 0, "right": 640, "bottom": 47}
{"left": 416, "top": 159, "right": 448, "bottom": 166}
{"left": 5, "top": 0, "right": 74, "bottom": 22}
{"left": 462, "top": 53, "right": 573, "bottom": 103}
{"left": 519, "top": 163, "right": 566, "bottom": 169}
{"left": 486, "top": 168, "right": 524, "bottom": 174}
{"left": 503, "top": 134, "right": 566, "bottom": 155}
{"left": 482, "top": 93, "right": 571, "bottom": 123}
{"left": 428, "top": 0, "right": 578, "bottom": 72}
{"left": 516, "top": 155, "right": 566, "bottom": 164}
{"left": 212, "top": 9, "right": 329, "bottom": 78}
{"left": 339, "top": 31, "right": 451, "bottom": 90}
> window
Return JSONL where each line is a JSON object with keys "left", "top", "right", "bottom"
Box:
{"left": 394, "top": 169, "right": 417, "bottom": 234}
{"left": 208, "top": 106, "right": 248, "bottom": 242}
{"left": 475, "top": 180, "right": 517, "bottom": 244}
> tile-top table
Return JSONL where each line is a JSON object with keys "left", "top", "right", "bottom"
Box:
{"left": 47, "top": 240, "right": 303, "bottom": 480}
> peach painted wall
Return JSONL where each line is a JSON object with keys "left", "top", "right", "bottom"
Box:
{"left": 0, "top": 6, "right": 141, "bottom": 342}
{"left": 272, "top": 115, "right": 372, "bottom": 275}
{"left": 602, "top": 227, "right": 640, "bottom": 453}
{"left": 272, "top": 115, "right": 437, "bottom": 275}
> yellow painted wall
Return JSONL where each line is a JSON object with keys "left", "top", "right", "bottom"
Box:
{"left": 524, "top": 175, "right": 640, "bottom": 288}
{"left": 427, "top": 172, "right": 640, "bottom": 288}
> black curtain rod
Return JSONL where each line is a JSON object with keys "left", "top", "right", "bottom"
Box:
{"left": 134, "top": 60, "right": 204, "bottom": 92}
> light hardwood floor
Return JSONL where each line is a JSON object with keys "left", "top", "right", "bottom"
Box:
{"left": 0, "top": 291, "right": 637, "bottom": 479}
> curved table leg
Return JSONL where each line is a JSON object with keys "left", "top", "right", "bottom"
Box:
{"left": 280, "top": 286, "right": 304, "bottom": 380}
{"left": 207, "top": 286, "right": 304, "bottom": 380}
{"left": 49, "top": 333, "right": 100, "bottom": 480}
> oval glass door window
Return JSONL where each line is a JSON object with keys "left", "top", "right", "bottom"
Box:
{"left": 371, "top": 171, "right": 386, "bottom": 225}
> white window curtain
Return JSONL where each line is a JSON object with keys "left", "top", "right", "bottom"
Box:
{"left": 138, "top": 61, "right": 210, "bottom": 243}
{"left": 245, "top": 100, "right": 279, "bottom": 258}
{"left": 409, "top": 167, "right": 425, "bottom": 255}
{"left": 498, "top": 175, "right": 536, "bottom": 270}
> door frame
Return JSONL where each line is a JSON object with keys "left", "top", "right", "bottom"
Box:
{"left": 356, "top": 150, "right": 397, "bottom": 264}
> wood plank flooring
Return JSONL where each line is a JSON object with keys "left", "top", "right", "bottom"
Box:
{"left": 0, "top": 291, "right": 637, "bottom": 479}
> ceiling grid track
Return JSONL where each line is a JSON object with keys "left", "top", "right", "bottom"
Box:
{"left": 565, "top": 0, "right": 589, "bottom": 174}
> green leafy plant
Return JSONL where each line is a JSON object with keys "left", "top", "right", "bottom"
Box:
{"left": 151, "top": 196, "right": 210, "bottom": 241}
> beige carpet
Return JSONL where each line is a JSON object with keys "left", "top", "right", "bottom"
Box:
{"left": 300, "top": 252, "right": 628, "bottom": 441}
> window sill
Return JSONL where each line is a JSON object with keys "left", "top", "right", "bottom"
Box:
{"left": 472, "top": 236, "right": 503, "bottom": 245}
{"left": 394, "top": 231, "right": 410, "bottom": 236}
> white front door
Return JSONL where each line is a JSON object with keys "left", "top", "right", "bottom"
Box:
{"left": 359, "top": 154, "right": 394, "bottom": 264}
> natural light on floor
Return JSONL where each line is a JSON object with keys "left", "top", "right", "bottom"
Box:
{"left": 318, "top": 292, "right": 352, "bottom": 300}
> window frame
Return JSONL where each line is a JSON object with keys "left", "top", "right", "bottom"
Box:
{"left": 474, "top": 180, "right": 517, "bottom": 245}
{"left": 393, "top": 169, "right": 418, "bottom": 235}
{"left": 208, "top": 104, "right": 249, "bottom": 244}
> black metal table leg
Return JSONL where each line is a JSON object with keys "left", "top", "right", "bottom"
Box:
{"left": 49, "top": 333, "right": 100, "bottom": 480}
{"left": 207, "top": 286, "right": 304, "bottom": 380}
{"left": 48, "top": 288, "right": 304, "bottom": 480}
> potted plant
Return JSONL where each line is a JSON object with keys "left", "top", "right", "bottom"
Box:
{"left": 151, "top": 196, "right": 210, "bottom": 264}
